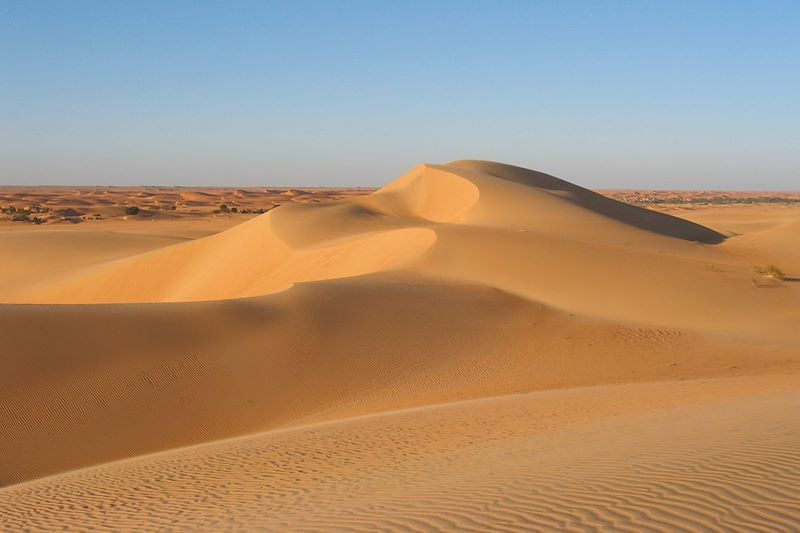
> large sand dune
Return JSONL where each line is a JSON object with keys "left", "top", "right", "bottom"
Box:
{"left": 3, "top": 162, "right": 797, "bottom": 336}
{"left": 1, "top": 161, "right": 799, "bottom": 531}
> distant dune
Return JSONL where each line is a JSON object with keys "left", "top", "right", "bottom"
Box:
{"left": 1, "top": 161, "right": 799, "bottom": 531}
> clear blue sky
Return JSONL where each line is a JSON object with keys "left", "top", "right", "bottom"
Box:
{"left": 1, "top": 1, "right": 798, "bottom": 189}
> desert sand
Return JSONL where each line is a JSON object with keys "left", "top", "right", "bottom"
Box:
{"left": 0, "top": 185, "right": 373, "bottom": 224}
{"left": 1, "top": 161, "right": 798, "bottom": 531}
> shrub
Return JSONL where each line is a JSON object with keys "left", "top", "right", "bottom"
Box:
{"left": 755, "top": 265, "right": 786, "bottom": 280}
{"left": 219, "top": 204, "right": 229, "bottom": 213}
{"left": 125, "top": 206, "right": 140, "bottom": 216}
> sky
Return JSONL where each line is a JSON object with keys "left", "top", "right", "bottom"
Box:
{"left": 1, "top": 1, "right": 798, "bottom": 189}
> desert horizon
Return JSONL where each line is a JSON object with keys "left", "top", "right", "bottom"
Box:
{"left": 2, "top": 181, "right": 798, "bottom": 228}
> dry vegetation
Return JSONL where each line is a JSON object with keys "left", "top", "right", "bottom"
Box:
{"left": 755, "top": 264, "right": 786, "bottom": 280}
{"left": 603, "top": 190, "right": 800, "bottom": 207}
{"left": 0, "top": 186, "right": 375, "bottom": 225}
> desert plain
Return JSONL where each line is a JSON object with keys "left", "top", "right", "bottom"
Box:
{"left": 1, "top": 160, "right": 799, "bottom": 532}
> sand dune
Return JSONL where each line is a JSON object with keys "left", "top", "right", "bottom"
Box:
{"left": 3, "top": 162, "right": 797, "bottom": 338}
{"left": 3, "top": 274, "right": 797, "bottom": 486}
{"left": 0, "top": 161, "right": 728, "bottom": 303}
{"left": 2, "top": 376, "right": 798, "bottom": 531}
{"left": 1, "top": 161, "right": 798, "bottom": 531}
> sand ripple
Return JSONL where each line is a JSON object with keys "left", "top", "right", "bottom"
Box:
{"left": 2, "top": 380, "right": 797, "bottom": 532}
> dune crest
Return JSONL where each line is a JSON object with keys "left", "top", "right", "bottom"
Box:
{"left": 445, "top": 160, "right": 726, "bottom": 243}
{"left": 366, "top": 164, "right": 481, "bottom": 223}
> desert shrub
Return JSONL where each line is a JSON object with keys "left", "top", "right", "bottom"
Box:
{"left": 219, "top": 204, "right": 229, "bottom": 213}
{"left": 125, "top": 206, "right": 140, "bottom": 215}
{"left": 755, "top": 265, "right": 786, "bottom": 280}
{"left": 230, "top": 207, "right": 238, "bottom": 213}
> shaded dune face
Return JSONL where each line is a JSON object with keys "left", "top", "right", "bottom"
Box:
{"left": 446, "top": 160, "right": 727, "bottom": 244}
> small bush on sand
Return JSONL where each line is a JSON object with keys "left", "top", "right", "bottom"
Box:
{"left": 124, "top": 206, "right": 140, "bottom": 216}
{"left": 755, "top": 265, "right": 785, "bottom": 280}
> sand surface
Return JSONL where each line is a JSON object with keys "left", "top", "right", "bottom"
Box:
{"left": 1, "top": 161, "right": 798, "bottom": 531}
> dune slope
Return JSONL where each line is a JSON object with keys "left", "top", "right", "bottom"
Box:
{"left": 5, "top": 273, "right": 797, "bottom": 486}
{"left": 2, "top": 375, "right": 798, "bottom": 532}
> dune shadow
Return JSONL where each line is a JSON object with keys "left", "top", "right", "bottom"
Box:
{"left": 573, "top": 195, "right": 727, "bottom": 244}
{"left": 448, "top": 160, "right": 727, "bottom": 244}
